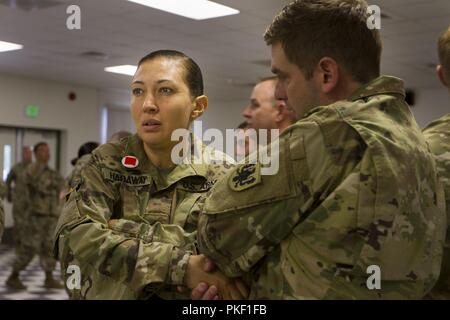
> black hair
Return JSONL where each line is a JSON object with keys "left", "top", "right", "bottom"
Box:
{"left": 138, "top": 50, "right": 204, "bottom": 98}
{"left": 71, "top": 141, "right": 99, "bottom": 166}
{"left": 33, "top": 142, "right": 48, "bottom": 155}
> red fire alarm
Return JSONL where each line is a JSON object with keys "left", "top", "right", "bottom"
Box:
{"left": 69, "top": 92, "right": 77, "bottom": 101}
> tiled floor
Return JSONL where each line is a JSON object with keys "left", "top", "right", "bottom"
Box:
{"left": 0, "top": 245, "right": 68, "bottom": 300}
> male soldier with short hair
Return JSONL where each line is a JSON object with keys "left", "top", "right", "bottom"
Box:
{"left": 7, "top": 142, "right": 64, "bottom": 289}
{"left": 242, "top": 77, "right": 297, "bottom": 139}
{"left": 6, "top": 146, "right": 32, "bottom": 235}
{"left": 193, "top": 0, "right": 446, "bottom": 299}
{"left": 4, "top": 146, "right": 32, "bottom": 289}
{"left": 423, "top": 25, "right": 450, "bottom": 299}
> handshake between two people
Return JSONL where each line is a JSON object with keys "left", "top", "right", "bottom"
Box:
{"left": 106, "top": 219, "right": 248, "bottom": 300}
{"left": 180, "top": 254, "right": 249, "bottom": 300}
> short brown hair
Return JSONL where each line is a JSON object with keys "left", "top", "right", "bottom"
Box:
{"left": 264, "top": 0, "right": 382, "bottom": 84}
{"left": 438, "top": 26, "right": 450, "bottom": 80}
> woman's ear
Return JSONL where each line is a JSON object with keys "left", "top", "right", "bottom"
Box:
{"left": 191, "top": 95, "right": 209, "bottom": 119}
{"left": 316, "top": 57, "right": 339, "bottom": 94}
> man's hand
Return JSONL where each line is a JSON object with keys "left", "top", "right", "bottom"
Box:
{"left": 190, "top": 257, "right": 219, "bottom": 299}
{"left": 184, "top": 255, "right": 249, "bottom": 300}
{"left": 177, "top": 256, "right": 219, "bottom": 299}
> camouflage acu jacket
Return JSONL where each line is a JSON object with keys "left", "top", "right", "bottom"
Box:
{"left": 26, "top": 162, "right": 64, "bottom": 216}
{"left": 0, "top": 180, "right": 6, "bottom": 199}
{"left": 6, "top": 162, "right": 30, "bottom": 206}
{"left": 54, "top": 134, "right": 234, "bottom": 299}
{"left": 0, "top": 198, "right": 4, "bottom": 240}
{"left": 198, "top": 76, "right": 446, "bottom": 299}
{"left": 66, "top": 153, "right": 93, "bottom": 190}
{"left": 423, "top": 113, "right": 450, "bottom": 299}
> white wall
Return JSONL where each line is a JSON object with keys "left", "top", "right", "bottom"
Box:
{"left": 106, "top": 107, "right": 135, "bottom": 140}
{"left": 0, "top": 73, "right": 102, "bottom": 176}
{"left": 199, "top": 99, "right": 248, "bottom": 132}
{"left": 410, "top": 88, "right": 450, "bottom": 128}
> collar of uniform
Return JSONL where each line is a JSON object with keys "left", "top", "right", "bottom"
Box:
{"left": 348, "top": 75, "right": 406, "bottom": 102}
{"left": 34, "top": 162, "right": 49, "bottom": 171}
{"left": 123, "top": 133, "right": 207, "bottom": 191}
{"left": 160, "top": 134, "right": 209, "bottom": 190}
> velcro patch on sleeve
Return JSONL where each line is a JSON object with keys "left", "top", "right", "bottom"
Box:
{"left": 228, "top": 163, "right": 262, "bottom": 192}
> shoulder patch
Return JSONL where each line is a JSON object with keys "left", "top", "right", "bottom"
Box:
{"left": 121, "top": 155, "right": 139, "bottom": 168}
{"left": 101, "top": 168, "right": 150, "bottom": 186}
{"left": 228, "top": 163, "right": 261, "bottom": 192}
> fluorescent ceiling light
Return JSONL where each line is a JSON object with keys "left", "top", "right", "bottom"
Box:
{"left": 127, "top": 0, "right": 239, "bottom": 20}
{"left": 105, "top": 65, "right": 137, "bottom": 76}
{"left": 0, "top": 40, "right": 23, "bottom": 53}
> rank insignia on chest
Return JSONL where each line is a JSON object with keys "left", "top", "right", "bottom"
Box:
{"left": 229, "top": 163, "right": 262, "bottom": 192}
{"left": 122, "top": 155, "right": 139, "bottom": 169}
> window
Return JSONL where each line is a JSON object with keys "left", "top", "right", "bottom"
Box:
{"left": 3, "top": 144, "right": 11, "bottom": 181}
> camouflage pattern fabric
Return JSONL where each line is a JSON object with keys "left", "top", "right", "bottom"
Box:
{"left": 198, "top": 76, "right": 446, "bottom": 300}
{"left": 423, "top": 113, "right": 450, "bottom": 299}
{"left": 26, "top": 162, "right": 65, "bottom": 217}
{"left": 54, "top": 134, "right": 234, "bottom": 300}
{"left": 12, "top": 215, "right": 59, "bottom": 272}
{"left": 10, "top": 162, "right": 65, "bottom": 273}
{"left": 6, "top": 162, "right": 31, "bottom": 246}
{"left": 0, "top": 197, "right": 4, "bottom": 241}
{"left": 66, "top": 154, "right": 93, "bottom": 190}
{"left": 0, "top": 180, "right": 6, "bottom": 198}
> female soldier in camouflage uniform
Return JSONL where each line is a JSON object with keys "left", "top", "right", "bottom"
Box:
{"left": 53, "top": 50, "right": 246, "bottom": 300}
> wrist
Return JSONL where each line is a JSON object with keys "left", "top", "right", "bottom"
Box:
{"left": 167, "top": 248, "right": 191, "bottom": 286}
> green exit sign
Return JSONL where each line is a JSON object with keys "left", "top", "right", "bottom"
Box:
{"left": 25, "top": 105, "right": 39, "bottom": 118}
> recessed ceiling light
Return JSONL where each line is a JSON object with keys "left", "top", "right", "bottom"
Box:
{"left": 0, "top": 40, "right": 23, "bottom": 53}
{"left": 104, "top": 65, "right": 137, "bottom": 76}
{"left": 127, "top": 0, "right": 239, "bottom": 20}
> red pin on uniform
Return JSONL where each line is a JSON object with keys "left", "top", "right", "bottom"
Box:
{"left": 122, "top": 155, "right": 139, "bottom": 168}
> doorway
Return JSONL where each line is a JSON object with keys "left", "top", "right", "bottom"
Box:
{"left": 0, "top": 126, "right": 61, "bottom": 243}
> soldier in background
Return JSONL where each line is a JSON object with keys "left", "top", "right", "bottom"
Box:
{"left": 194, "top": 0, "right": 446, "bottom": 299}
{"left": 6, "top": 142, "right": 64, "bottom": 289}
{"left": 6, "top": 146, "right": 33, "bottom": 260}
{"left": 66, "top": 142, "right": 99, "bottom": 190}
{"left": 242, "top": 77, "right": 297, "bottom": 141}
{"left": 66, "top": 132, "right": 132, "bottom": 191}
{"left": 423, "top": 25, "right": 450, "bottom": 299}
{"left": 0, "top": 180, "right": 6, "bottom": 240}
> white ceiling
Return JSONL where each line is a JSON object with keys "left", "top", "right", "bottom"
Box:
{"left": 0, "top": 0, "right": 448, "bottom": 103}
